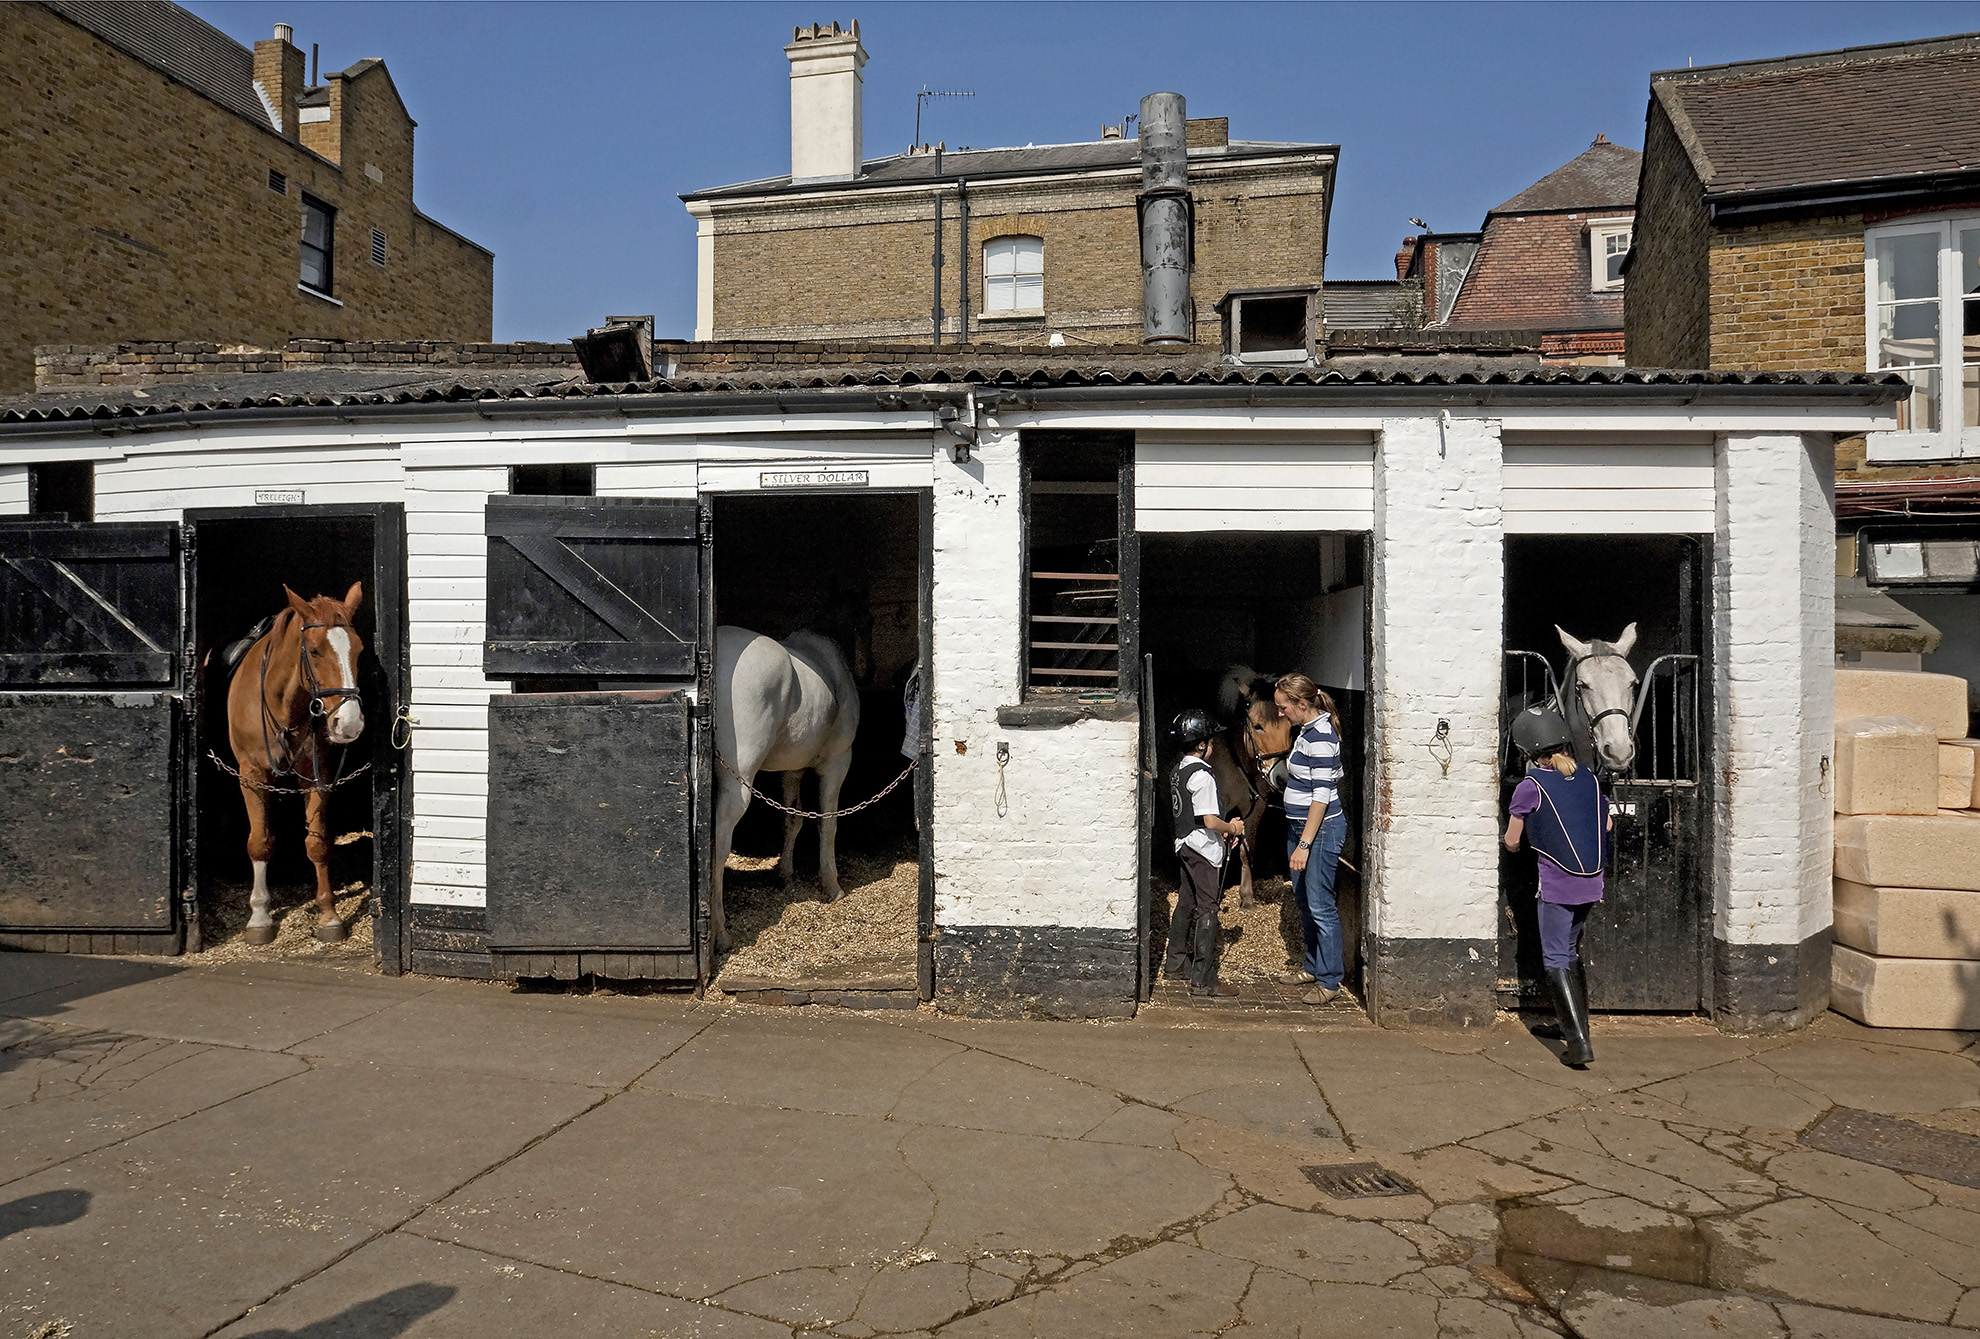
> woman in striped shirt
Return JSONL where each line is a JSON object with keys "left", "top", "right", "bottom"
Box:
{"left": 1274, "top": 673, "right": 1346, "bottom": 1004}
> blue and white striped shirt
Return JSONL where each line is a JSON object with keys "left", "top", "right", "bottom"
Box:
{"left": 1283, "top": 712, "right": 1342, "bottom": 822}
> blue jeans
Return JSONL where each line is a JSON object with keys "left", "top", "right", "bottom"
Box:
{"left": 1287, "top": 809, "right": 1346, "bottom": 988}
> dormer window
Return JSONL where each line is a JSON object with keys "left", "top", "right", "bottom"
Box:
{"left": 1590, "top": 220, "right": 1631, "bottom": 293}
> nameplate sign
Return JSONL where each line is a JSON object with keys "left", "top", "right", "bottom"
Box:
{"left": 254, "top": 489, "right": 305, "bottom": 506}
{"left": 760, "top": 470, "right": 868, "bottom": 490}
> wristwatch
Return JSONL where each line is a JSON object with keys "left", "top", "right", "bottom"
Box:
{"left": 1296, "top": 839, "right": 1313, "bottom": 851}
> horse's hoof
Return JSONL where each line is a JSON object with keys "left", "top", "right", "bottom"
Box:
{"left": 314, "top": 920, "right": 348, "bottom": 944}
{"left": 242, "top": 924, "right": 276, "bottom": 946}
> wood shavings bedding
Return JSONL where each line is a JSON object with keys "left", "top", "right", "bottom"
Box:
{"left": 715, "top": 850, "right": 918, "bottom": 982}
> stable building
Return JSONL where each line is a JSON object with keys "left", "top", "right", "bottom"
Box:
{"left": 0, "top": 328, "right": 1900, "bottom": 1032}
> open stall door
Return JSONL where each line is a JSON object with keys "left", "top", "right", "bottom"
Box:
{"left": 483, "top": 496, "right": 701, "bottom": 980}
{"left": 182, "top": 504, "right": 409, "bottom": 966}
{"left": 1499, "top": 535, "right": 1709, "bottom": 1012}
{"left": 0, "top": 521, "right": 183, "bottom": 950}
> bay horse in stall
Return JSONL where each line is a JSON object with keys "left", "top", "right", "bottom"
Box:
{"left": 225, "top": 584, "right": 366, "bottom": 945}
{"left": 1214, "top": 666, "right": 1296, "bottom": 906}
{"left": 710, "top": 626, "right": 861, "bottom": 956}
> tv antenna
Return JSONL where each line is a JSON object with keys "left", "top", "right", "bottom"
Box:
{"left": 916, "top": 86, "right": 973, "bottom": 147}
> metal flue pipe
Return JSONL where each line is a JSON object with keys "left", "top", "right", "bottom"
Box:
{"left": 1138, "top": 91, "right": 1192, "bottom": 344}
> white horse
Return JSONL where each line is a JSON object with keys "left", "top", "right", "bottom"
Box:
{"left": 711, "top": 626, "right": 861, "bottom": 955}
{"left": 1556, "top": 623, "right": 1639, "bottom": 773}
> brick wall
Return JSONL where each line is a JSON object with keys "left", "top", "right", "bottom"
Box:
{"left": 1707, "top": 216, "right": 1864, "bottom": 370}
{"left": 34, "top": 339, "right": 576, "bottom": 388}
{"left": 1623, "top": 102, "right": 1713, "bottom": 369}
{"left": 0, "top": 4, "right": 492, "bottom": 394}
{"left": 705, "top": 151, "right": 1329, "bottom": 345}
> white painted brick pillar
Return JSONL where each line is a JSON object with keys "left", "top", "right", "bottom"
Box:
{"left": 1367, "top": 415, "right": 1505, "bottom": 1026}
{"left": 1711, "top": 431, "right": 1836, "bottom": 1031}
{"left": 928, "top": 427, "right": 1140, "bottom": 1017}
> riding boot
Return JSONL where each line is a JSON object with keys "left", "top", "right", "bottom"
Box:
{"left": 1569, "top": 960, "right": 1595, "bottom": 1064}
{"left": 1545, "top": 967, "right": 1594, "bottom": 1068}
{"left": 1189, "top": 908, "right": 1236, "bottom": 995}
{"left": 1163, "top": 894, "right": 1193, "bottom": 978}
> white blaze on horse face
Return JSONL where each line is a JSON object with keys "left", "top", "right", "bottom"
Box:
{"left": 325, "top": 626, "right": 364, "bottom": 744}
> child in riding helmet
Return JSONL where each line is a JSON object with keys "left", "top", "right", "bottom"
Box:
{"left": 1165, "top": 708, "right": 1245, "bottom": 997}
{"left": 1504, "top": 705, "right": 1612, "bottom": 1069}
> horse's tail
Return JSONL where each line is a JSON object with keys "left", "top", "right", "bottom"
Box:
{"left": 1217, "top": 665, "right": 1256, "bottom": 722}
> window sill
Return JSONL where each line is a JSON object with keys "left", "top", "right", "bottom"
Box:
{"left": 978, "top": 309, "right": 1045, "bottom": 322}
{"left": 1863, "top": 430, "right": 1977, "bottom": 465}
{"left": 298, "top": 284, "right": 344, "bottom": 307}
{"left": 997, "top": 694, "right": 1137, "bottom": 727}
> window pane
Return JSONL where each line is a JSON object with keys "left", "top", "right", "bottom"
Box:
{"left": 1877, "top": 232, "right": 1940, "bottom": 303}
{"left": 302, "top": 204, "right": 331, "bottom": 250}
{"left": 1604, "top": 233, "right": 1628, "bottom": 285}
{"left": 1964, "top": 361, "right": 1978, "bottom": 431}
{"left": 1962, "top": 228, "right": 1980, "bottom": 298}
{"left": 1013, "top": 272, "right": 1043, "bottom": 309}
{"left": 1877, "top": 301, "right": 1939, "bottom": 364}
{"left": 1013, "top": 236, "right": 1044, "bottom": 274}
{"left": 1892, "top": 368, "right": 1941, "bottom": 433}
{"left": 300, "top": 249, "right": 328, "bottom": 291}
{"left": 985, "top": 273, "right": 1014, "bottom": 312}
{"left": 985, "top": 241, "right": 1015, "bottom": 279}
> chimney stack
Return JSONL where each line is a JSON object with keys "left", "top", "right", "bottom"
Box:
{"left": 786, "top": 21, "right": 867, "bottom": 183}
{"left": 1138, "top": 91, "right": 1192, "bottom": 344}
{"left": 252, "top": 23, "right": 305, "bottom": 138}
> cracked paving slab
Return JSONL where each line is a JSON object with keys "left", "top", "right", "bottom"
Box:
{"left": 75, "top": 1054, "right": 603, "bottom": 1229}
{"left": 1296, "top": 1031, "right": 1584, "bottom": 1153}
{"left": 638, "top": 1009, "right": 962, "bottom": 1117}
{"left": 0, "top": 1157, "right": 373, "bottom": 1339}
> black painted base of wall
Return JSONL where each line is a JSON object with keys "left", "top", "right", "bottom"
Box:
{"left": 935, "top": 925, "right": 1137, "bottom": 1020}
{"left": 1713, "top": 927, "right": 1832, "bottom": 1034}
{"left": 1366, "top": 936, "right": 1498, "bottom": 1028}
{"left": 0, "top": 928, "right": 183, "bottom": 956}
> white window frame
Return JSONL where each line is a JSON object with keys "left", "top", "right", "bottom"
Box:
{"left": 983, "top": 235, "right": 1044, "bottom": 316}
{"left": 1865, "top": 213, "right": 1980, "bottom": 462}
{"left": 1589, "top": 219, "right": 1631, "bottom": 294}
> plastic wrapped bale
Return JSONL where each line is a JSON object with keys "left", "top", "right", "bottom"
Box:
{"left": 1835, "top": 669, "right": 1970, "bottom": 740}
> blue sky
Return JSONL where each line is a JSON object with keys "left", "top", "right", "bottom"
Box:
{"left": 187, "top": 1, "right": 1980, "bottom": 343}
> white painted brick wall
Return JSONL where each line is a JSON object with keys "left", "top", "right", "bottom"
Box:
{"left": 1714, "top": 432, "right": 1835, "bottom": 946}
{"left": 929, "top": 428, "right": 1140, "bottom": 930}
{"left": 1368, "top": 416, "right": 1505, "bottom": 943}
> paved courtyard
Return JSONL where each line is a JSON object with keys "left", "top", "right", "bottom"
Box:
{"left": 0, "top": 953, "right": 1977, "bottom": 1338}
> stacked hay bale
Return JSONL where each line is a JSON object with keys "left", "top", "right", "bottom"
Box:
{"left": 1830, "top": 670, "right": 1980, "bottom": 1029}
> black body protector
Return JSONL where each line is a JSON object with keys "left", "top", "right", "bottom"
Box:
{"left": 1168, "top": 708, "right": 1220, "bottom": 838}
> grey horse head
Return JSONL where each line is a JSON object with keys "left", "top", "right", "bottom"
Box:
{"left": 1557, "top": 623, "right": 1639, "bottom": 773}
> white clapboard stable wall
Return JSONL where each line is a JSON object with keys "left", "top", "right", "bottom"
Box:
{"left": 1501, "top": 434, "right": 1716, "bottom": 533}
{"left": 1135, "top": 430, "right": 1375, "bottom": 531}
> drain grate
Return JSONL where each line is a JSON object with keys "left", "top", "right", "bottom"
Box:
{"left": 1302, "top": 1162, "right": 1418, "bottom": 1199}
{"left": 1801, "top": 1108, "right": 1980, "bottom": 1190}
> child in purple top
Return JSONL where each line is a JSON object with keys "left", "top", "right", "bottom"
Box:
{"left": 1503, "top": 706, "right": 1610, "bottom": 1068}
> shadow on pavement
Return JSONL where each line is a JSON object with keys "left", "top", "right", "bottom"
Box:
{"left": 233, "top": 1283, "right": 457, "bottom": 1338}
{"left": 0, "top": 951, "right": 181, "bottom": 1014}
{"left": 0, "top": 1189, "right": 91, "bottom": 1242}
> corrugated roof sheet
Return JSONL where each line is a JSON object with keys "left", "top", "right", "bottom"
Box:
{"left": 0, "top": 358, "right": 1905, "bottom": 428}
{"left": 683, "top": 139, "right": 1332, "bottom": 199}
{"left": 41, "top": 0, "right": 269, "bottom": 127}
{"left": 1654, "top": 33, "right": 1980, "bottom": 195}
{"left": 1490, "top": 139, "right": 1641, "bottom": 214}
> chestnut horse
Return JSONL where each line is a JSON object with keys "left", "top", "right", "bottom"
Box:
{"left": 1213, "top": 666, "right": 1295, "bottom": 906}
{"left": 225, "top": 584, "right": 367, "bottom": 945}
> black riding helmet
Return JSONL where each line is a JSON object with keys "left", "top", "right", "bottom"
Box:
{"left": 1170, "top": 708, "right": 1219, "bottom": 748}
{"left": 1511, "top": 706, "right": 1574, "bottom": 759}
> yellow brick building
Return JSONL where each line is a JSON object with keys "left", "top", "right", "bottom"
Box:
{"left": 681, "top": 23, "right": 1336, "bottom": 348}
{"left": 0, "top": 1, "right": 492, "bottom": 394}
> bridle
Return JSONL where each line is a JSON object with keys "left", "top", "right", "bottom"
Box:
{"left": 1558, "top": 650, "right": 1636, "bottom": 771}
{"left": 1230, "top": 708, "right": 1291, "bottom": 806}
{"left": 256, "top": 612, "right": 361, "bottom": 785}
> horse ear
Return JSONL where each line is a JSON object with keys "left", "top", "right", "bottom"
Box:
{"left": 1613, "top": 622, "right": 1639, "bottom": 657}
{"left": 1557, "top": 625, "right": 1592, "bottom": 659}
{"left": 342, "top": 581, "right": 364, "bottom": 615}
{"left": 284, "top": 585, "right": 311, "bottom": 617}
